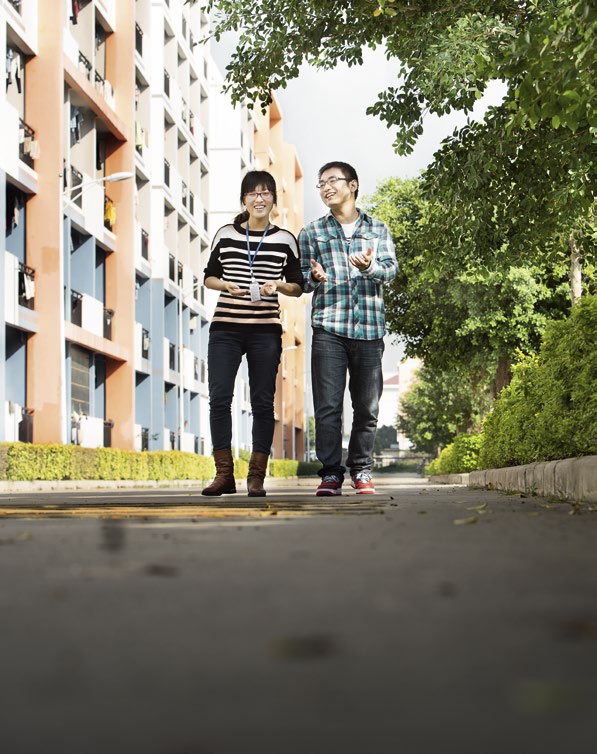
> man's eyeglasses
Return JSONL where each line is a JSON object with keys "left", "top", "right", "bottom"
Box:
{"left": 316, "top": 176, "right": 350, "bottom": 190}
{"left": 244, "top": 190, "right": 273, "bottom": 200}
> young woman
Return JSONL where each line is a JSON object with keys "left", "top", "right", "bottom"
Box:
{"left": 202, "top": 170, "right": 304, "bottom": 497}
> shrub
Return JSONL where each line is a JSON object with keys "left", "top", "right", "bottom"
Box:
{"left": 480, "top": 295, "right": 597, "bottom": 468}
{"left": 0, "top": 444, "right": 216, "bottom": 482}
{"left": 297, "top": 461, "right": 321, "bottom": 476}
{"left": 425, "top": 433, "right": 483, "bottom": 475}
{"left": 268, "top": 459, "right": 298, "bottom": 477}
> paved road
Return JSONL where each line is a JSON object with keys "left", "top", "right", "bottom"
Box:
{"left": 0, "top": 476, "right": 596, "bottom": 754}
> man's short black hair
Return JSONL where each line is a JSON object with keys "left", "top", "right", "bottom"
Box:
{"left": 318, "top": 161, "right": 359, "bottom": 199}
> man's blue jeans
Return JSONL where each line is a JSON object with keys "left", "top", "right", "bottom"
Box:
{"left": 311, "top": 327, "right": 384, "bottom": 479}
{"left": 208, "top": 329, "right": 282, "bottom": 454}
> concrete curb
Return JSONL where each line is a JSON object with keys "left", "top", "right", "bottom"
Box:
{"left": 469, "top": 455, "right": 597, "bottom": 504}
{"left": 428, "top": 473, "right": 469, "bottom": 485}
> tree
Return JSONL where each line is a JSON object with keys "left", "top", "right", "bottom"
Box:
{"left": 195, "top": 0, "right": 595, "bottom": 301}
{"left": 363, "top": 176, "right": 572, "bottom": 392}
{"left": 398, "top": 364, "right": 491, "bottom": 457}
{"left": 373, "top": 425, "right": 397, "bottom": 455}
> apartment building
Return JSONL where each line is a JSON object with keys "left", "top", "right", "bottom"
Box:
{"left": 0, "top": 0, "right": 306, "bottom": 460}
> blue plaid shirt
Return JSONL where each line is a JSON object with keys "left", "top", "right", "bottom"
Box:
{"left": 299, "top": 210, "right": 398, "bottom": 340}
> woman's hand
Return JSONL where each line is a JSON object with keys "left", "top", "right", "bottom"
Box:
{"left": 225, "top": 281, "right": 247, "bottom": 297}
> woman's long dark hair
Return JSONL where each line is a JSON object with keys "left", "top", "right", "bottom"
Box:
{"left": 233, "top": 170, "right": 277, "bottom": 225}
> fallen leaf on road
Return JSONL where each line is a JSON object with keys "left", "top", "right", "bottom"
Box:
{"left": 453, "top": 516, "right": 479, "bottom": 526}
{"left": 466, "top": 503, "right": 488, "bottom": 513}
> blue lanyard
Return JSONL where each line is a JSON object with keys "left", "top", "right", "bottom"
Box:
{"left": 246, "top": 223, "right": 270, "bottom": 275}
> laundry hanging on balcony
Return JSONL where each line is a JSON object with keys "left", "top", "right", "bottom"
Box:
{"left": 104, "top": 197, "right": 116, "bottom": 229}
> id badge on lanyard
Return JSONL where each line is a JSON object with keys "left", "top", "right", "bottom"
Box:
{"left": 246, "top": 223, "right": 270, "bottom": 302}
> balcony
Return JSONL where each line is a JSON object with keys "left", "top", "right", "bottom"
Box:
{"left": 18, "top": 264, "right": 35, "bottom": 309}
{"left": 189, "top": 191, "right": 195, "bottom": 217}
{"left": 135, "top": 23, "right": 143, "bottom": 56}
{"left": 8, "top": 0, "right": 22, "bottom": 13}
{"left": 169, "top": 341, "right": 176, "bottom": 371}
{"left": 71, "top": 290, "right": 83, "bottom": 326}
{"left": 70, "top": 166, "right": 84, "bottom": 208}
{"left": 78, "top": 51, "right": 93, "bottom": 81}
{"left": 141, "top": 328, "right": 150, "bottom": 359}
{"left": 103, "top": 308, "right": 114, "bottom": 340}
{"left": 164, "top": 158, "right": 170, "bottom": 187}
{"left": 19, "top": 120, "right": 36, "bottom": 169}
{"left": 181, "top": 181, "right": 188, "bottom": 209}
{"left": 164, "top": 69, "right": 170, "bottom": 98}
{"left": 141, "top": 228, "right": 149, "bottom": 260}
{"left": 104, "top": 194, "right": 115, "bottom": 230}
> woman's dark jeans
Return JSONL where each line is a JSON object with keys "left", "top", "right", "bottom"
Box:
{"left": 311, "top": 327, "right": 384, "bottom": 479}
{"left": 208, "top": 329, "right": 282, "bottom": 454}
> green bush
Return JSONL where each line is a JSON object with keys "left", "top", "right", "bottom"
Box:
{"left": 480, "top": 295, "right": 597, "bottom": 469}
{"left": 297, "top": 461, "right": 321, "bottom": 476}
{"left": 425, "top": 433, "right": 483, "bottom": 475}
{"left": 0, "top": 443, "right": 216, "bottom": 482}
{"left": 268, "top": 459, "right": 298, "bottom": 477}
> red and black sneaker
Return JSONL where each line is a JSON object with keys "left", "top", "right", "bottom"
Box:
{"left": 315, "top": 474, "right": 343, "bottom": 496}
{"left": 351, "top": 470, "right": 376, "bottom": 494}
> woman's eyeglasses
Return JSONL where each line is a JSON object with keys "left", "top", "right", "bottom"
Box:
{"left": 244, "top": 190, "right": 273, "bottom": 200}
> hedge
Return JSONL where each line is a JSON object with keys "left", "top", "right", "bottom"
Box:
{"left": 0, "top": 443, "right": 217, "bottom": 482}
{"left": 479, "top": 294, "right": 597, "bottom": 469}
{"left": 425, "top": 433, "right": 483, "bottom": 475}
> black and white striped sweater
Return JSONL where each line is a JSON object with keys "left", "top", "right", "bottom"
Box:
{"left": 204, "top": 222, "right": 304, "bottom": 333}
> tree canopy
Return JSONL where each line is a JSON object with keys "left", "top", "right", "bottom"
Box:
{"left": 196, "top": 1, "right": 595, "bottom": 290}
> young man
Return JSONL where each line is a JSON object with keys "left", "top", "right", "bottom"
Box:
{"left": 299, "top": 161, "right": 398, "bottom": 496}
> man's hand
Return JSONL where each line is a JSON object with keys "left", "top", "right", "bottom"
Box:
{"left": 310, "top": 258, "right": 328, "bottom": 283}
{"left": 349, "top": 246, "right": 373, "bottom": 270}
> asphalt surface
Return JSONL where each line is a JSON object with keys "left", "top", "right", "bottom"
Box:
{"left": 0, "top": 475, "right": 596, "bottom": 754}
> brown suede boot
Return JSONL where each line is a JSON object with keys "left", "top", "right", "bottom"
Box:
{"left": 202, "top": 448, "right": 236, "bottom": 496}
{"left": 247, "top": 451, "right": 269, "bottom": 497}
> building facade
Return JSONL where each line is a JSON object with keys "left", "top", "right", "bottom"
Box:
{"left": 0, "top": 0, "right": 305, "bottom": 460}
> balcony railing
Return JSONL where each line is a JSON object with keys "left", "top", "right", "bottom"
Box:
{"left": 103, "top": 308, "right": 114, "bottom": 340}
{"left": 104, "top": 420, "right": 114, "bottom": 448}
{"left": 19, "top": 408, "right": 34, "bottom": 443}
{"left": 141, "top": 228, "right": 149, "bottom": 260}
{"left": 70, "top": 166, "right": 84, "bottom": 208}
{"left": 135, "top": 23, "right": 143, "bottom": 56}
{"left": 78, "top": 51, "right": 92, "bottom": 81}
{"left": 71, "top": 290, "right": 83, "bottom": 326}
{"left": 18, "top": 264, "right": 35, "bottom": 309}
{"left": 141, "top": 328, "right": 150, "bottom": 359}
{"left": 19, "top": 120, "right": 36, "bottom": 168}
